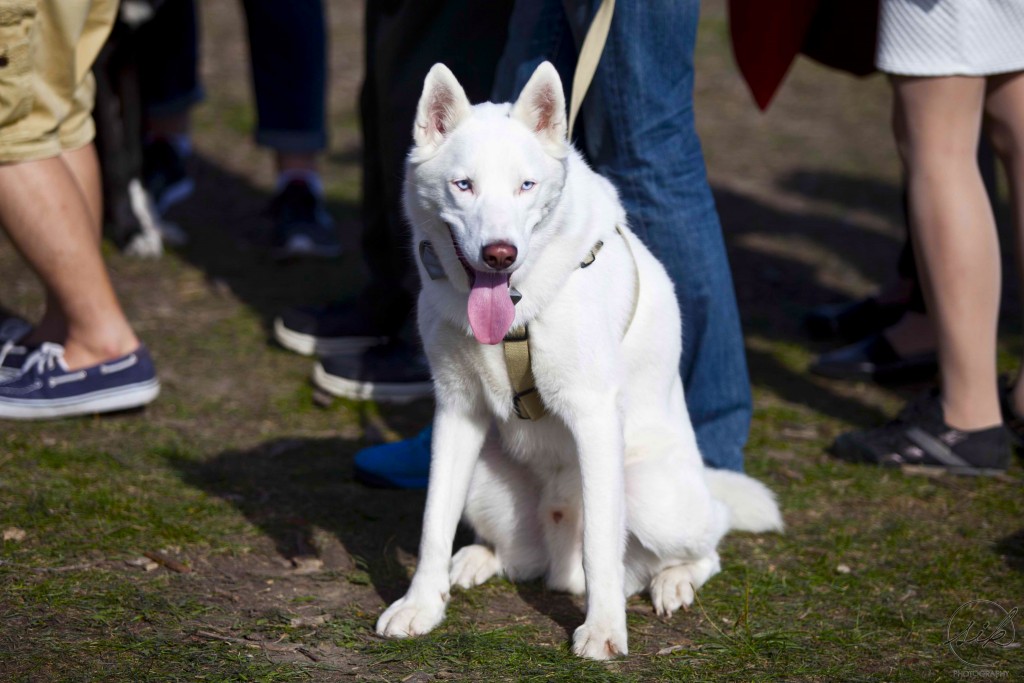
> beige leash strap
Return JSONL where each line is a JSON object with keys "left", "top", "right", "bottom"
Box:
{"left": 504, "top": 326, "right": 546, "bottom": 420}
{"left": 566, "top": 0, "right": 616, "bottom": 141}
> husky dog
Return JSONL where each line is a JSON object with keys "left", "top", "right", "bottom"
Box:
{"left": 375, "top": 62, "right": 782, "bottom": 660}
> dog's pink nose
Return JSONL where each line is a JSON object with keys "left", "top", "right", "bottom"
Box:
{"left": 482, "top": 242, "right": 518, "bottom": 270}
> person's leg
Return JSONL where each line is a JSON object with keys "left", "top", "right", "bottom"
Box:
{"left": 28, "top": 142, "right": 105, "bottom": 346}
{"left": 983, "top": 72, "right": 1024, "bottom": 412}
{"left": 574, "top": 0, "right": 750, "bottom": 471}
{"left": 241, "top": 0, "right": 327, "bottom": 165}
{"left": 892, "top": 75, "right": 1000, "bottom": 430}
{"left": 362, "top": 0, "right": 515, "bottom": 319}
{"left": 134, "top": 0, "right": 202, "bottom": 215}
{"left": 0, "top": 153, "right": 138, "bottom": 369}
{"left": 239, "top": 0, "right": 338, "bottom": 258}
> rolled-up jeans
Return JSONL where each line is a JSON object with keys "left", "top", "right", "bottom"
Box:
{"left": 137, "top": 0, "right": 327, "bottom": 154}
{"left": 494, "top": 0, "right": 751, "bottom": 472}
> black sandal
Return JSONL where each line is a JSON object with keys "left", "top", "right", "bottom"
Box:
{"left": 832, "top": 390, "right": 1011, "bottom": 476}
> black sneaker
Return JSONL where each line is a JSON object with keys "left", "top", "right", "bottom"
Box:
{"left": 143, "top": 138, "right": 194, "bottom": 215}
{"left": 268, "top": 180, "right": 342, "bottom": 261}
{"left": 832, "top": 390, "right": 1011, "bottom": 476}
{"left": 273, "top": 300, "right": 392, "bottom": 357}
{"left": 312, "top": 339, "right": 433, "bottom": 404}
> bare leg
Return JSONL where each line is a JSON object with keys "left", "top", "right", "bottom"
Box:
{"left": 30, "top": 144, "right": 106, "bottom": 345}
{"left": 0, "top": 150, "right": 138, "bottom": 370}
{"left": 891, "top": 75, "right": 1001, "bottom": 430}
{"left": 983, "top": 73, "right": 1024, "bottom": 412}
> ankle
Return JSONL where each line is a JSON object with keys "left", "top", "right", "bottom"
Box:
{"left": 62, "top": 332, "right": 140, "bottom": 371}
{"left": 941, "top": 396, "right": 1002, "bottom": 432}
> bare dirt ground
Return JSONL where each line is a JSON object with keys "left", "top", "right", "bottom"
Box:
{"left": 2, "top": 1, "right": 1023, "bottom": 681}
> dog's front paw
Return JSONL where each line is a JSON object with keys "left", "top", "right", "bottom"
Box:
{"left": 375, "top": 591, "right": 448, "bottom": 638}
{"left": 650, "top": 565, "right": 696, "bottom": 618}
{"left": 572, "top": 617, "right": 628, "bottom": 660}
{"left": 450, "top": 544, "right": 501, "bottom": 589}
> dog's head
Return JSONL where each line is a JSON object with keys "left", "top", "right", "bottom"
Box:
{"left": 405, "top": 61, "right": 570, "bottom": 345}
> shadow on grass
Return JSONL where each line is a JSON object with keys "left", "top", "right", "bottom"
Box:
{"left": 161, "top": 152, "right": 366, "bottom": 331}
{"left": 712, "top": 180, "right": 916, "bottom": 427}
{"left": 514, "top": 583, "right": 584, "bottom": 640}
{"left": 995, "top": 529, "right": 1024, "bottom": 573}
{"left": 166, "top": 435, "right": 428, "bottom": 603}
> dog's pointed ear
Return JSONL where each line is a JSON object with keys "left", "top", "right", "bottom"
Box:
{"left": 414, "top": 63, "right": 472, "bottom": 150}
{"left": 511, "top": 61, "right": 567, "bottom": 148}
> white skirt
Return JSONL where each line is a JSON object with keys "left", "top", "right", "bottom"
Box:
{"left": 876, "top": 0, "right": 1024, "bottom": 76}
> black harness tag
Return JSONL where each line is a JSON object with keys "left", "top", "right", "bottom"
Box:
{"left": 418, "top": 240, "right": 447, "bottom": 280}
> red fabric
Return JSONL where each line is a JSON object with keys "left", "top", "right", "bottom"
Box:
{"left": 728, "top": 0, "right": 821, "bottom": 111}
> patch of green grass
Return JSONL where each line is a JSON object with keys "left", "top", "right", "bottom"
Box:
{"left": 368, "top": 626, "right": 634, "bottom": 682}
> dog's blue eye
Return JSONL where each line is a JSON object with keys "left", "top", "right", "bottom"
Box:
{"left": 521, "top": 180, "right": 536, "bottom": 191}
{"left": 454, "top": 179, "right": 472, "bottom": 192}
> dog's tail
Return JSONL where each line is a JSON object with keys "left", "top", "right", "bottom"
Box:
{"left": 705, "top": 469, "right": 784, "bottom": 534}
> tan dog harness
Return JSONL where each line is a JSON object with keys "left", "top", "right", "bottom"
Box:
{"left": 504, "top": 226, "right": 639, "bottom": 420}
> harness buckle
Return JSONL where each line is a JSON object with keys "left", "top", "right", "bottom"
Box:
{"left": 512, "top": 388, "right": 541, "bottom": 420}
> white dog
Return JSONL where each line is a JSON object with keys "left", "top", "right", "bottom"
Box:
{"left": 375, "top": 62, "right": 783, "bottom": 660}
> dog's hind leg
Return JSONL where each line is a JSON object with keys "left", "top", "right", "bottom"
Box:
{"left": 624, "top": 452, "right": 728, "bottom": 562}
{"left": 622, "top": 449, "right": 727, "bottom": 615}
{"left": 649, "top": 553, "right": 721, "bottom": 618}
{"left": 453, "top": 436, "right": 547, "bottom": 589}
{"left": 539, "top": 472, "right": 586, "bottom": 595}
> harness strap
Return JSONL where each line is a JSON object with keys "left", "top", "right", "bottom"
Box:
{"left": 504, "top": 326, "right": 545, "bottom": 420}
{"left": 504, "top": 226, "right": 638, "bottom": 420}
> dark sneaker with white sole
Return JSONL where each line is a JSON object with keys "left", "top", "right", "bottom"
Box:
{"left": 143, "top": 138, "right": 195, "bottom": 215}
{"left": 831, "top": 389, "right": 1011, "bottom": 476}
{"left": 269, "top": 180, "right": 342, "bottom": 261}
{"left": 273, "top": 300, "right": 393, "bottom": 357}
{"left": 313, "top": 339, "right": 432, "bottom": 404}
{"left": 0, "top": 343, "right": 160, "bottom": 420}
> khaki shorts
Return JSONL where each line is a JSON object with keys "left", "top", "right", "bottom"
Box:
{"left": 0, "top": 0, "right": 117, "bottom": 163}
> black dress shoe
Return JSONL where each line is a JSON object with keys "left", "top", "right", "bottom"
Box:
{"left": 803, "top": 297, "right": 907, "bottom": 341}
{"left": 810, "top": 333, "right": 937, "bottom": 384}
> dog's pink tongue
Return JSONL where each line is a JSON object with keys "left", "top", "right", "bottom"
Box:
{"left": 467, "top": 271, "right": 515, "bottom": 344}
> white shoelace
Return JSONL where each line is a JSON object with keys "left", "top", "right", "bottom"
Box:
{"left": 20, "top": 342, "right": 68, "bottom": 377}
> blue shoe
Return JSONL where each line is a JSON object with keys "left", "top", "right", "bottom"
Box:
{"left": 353, "top": 426, "right": 432, "bottom": 489}
{"left": 0, "top": 343, "right": 160, "bottom": 420}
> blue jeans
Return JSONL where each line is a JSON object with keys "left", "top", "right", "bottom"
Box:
{"left": 137, "top": 0, "right": 327, "bottom": 153}
{"left": 494, "top": 0, "right": 751, "bottom": 471}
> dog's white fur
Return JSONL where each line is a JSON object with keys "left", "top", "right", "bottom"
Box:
{"left": 375, "top": 62, "right": 783, "bottom": 660}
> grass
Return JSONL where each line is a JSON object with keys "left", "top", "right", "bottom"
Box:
{"left": 3, "top": 0, "right": 1024, "bottom": 680}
